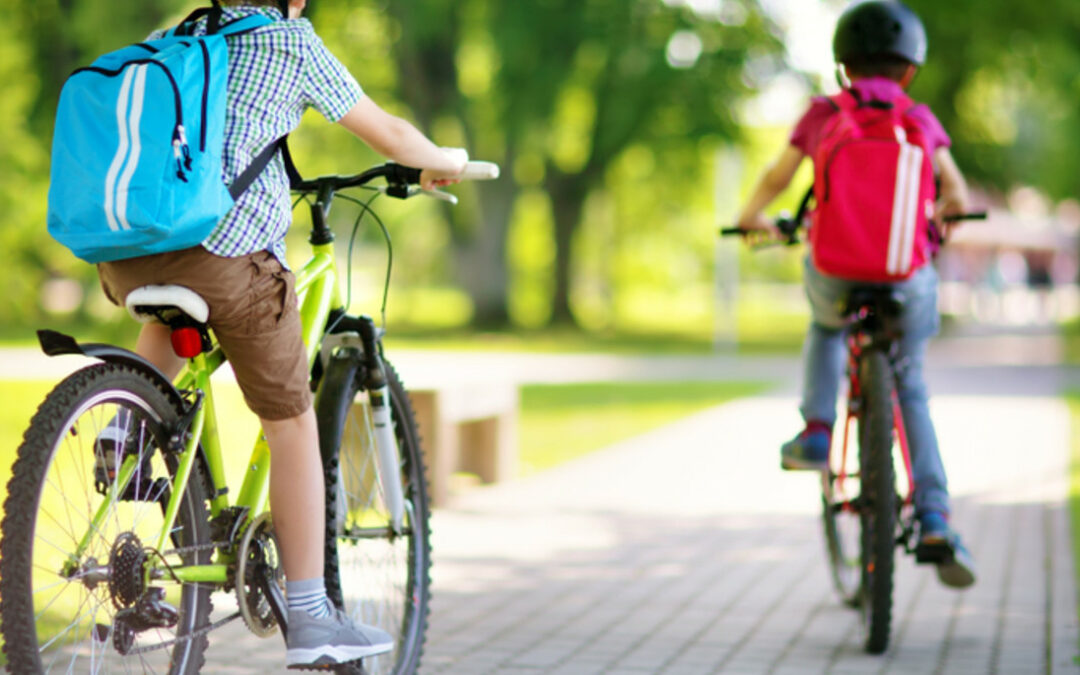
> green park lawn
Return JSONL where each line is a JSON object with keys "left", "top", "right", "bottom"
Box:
{"left": 0, "top": 376, "right": 761, "bottom": 510}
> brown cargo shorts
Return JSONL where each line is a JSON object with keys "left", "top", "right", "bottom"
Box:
{"left": 98, "top": 246, "right": 312, "bottom": 420}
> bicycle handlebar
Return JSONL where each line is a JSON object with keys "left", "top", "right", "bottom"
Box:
{"left": 291, "top": 159, "right": 501, "bottom": 201}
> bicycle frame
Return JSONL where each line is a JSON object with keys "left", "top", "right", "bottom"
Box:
{"left": 67, "top": 214, "right": 374, "bottom": 587}
{"left": 831, "top": 337, "right": 916, "bottom": 510}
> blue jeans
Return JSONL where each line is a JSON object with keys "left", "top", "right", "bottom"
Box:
{"left": 799, "top": 258, "right": 949, "bottom": 517}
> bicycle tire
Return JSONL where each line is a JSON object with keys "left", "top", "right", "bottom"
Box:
{"left": 857, "top": 350, "right": 896, "bottom": 654}
{"left": 315, "top": 354, "right": 431, "bottom": 675}
{"left": 821, "top": 487, "right": 861, "bottom": 607}
{"left": 0, "top": 363, "right": 213, "bottom": 674}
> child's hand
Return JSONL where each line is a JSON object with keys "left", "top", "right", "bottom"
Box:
{"left": 737, "top": 212, "right": 781, "bottom": 238}
{"left": 419, "top": 169, "right": 463, "bottom": 191}
{"left": 935, "top": 192, "right": 970, "bottom": 241}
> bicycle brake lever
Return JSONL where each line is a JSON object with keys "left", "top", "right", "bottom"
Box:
{"left": 420, "top": 188, "right": 459, "bottom": 205}
{"left": 374, "top": 185, "right": 460, "bottom": 205}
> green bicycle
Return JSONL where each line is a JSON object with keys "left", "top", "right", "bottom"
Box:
{"left": 0, "top": 158, "right": 499, "bottom": 674}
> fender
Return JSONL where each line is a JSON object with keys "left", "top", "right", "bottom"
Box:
{"left": 38, "top": 329, "right": 185, "bottom": 404}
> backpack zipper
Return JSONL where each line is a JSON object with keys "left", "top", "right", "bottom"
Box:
{"left": 198, "top": 41, "right": 211, "bottom": 153}
{"left": 74, "top": 60, "right": 191, "bottom": 181}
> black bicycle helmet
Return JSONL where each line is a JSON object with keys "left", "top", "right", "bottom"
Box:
{"left": 833, "top": 1, "right": 927, "bottom": 66}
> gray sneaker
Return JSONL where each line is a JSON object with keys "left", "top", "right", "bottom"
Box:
{"left": 285, "top": 608, "right": 393, "bottom": 668}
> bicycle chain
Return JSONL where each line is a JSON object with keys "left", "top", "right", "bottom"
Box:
{"left": 125, "top": 610, "right": 242, "bottom": 656}
{"left": 121, "top": 539, "right": 238, "bottom": 656}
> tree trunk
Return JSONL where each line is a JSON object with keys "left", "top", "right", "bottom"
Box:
{"left": 452, "top": 177, "right": 516, "bottom": 327}
{"left": 545, "top": 171, "right": 589, "bottom": 327}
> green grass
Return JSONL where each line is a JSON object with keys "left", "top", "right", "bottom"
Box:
{"left": 1064, "top": 319, "right": 1080, "bottom": 365}
{"left": 517, "top": 380, "right": 764, "bottom": 475}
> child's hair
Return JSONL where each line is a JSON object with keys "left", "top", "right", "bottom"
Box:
{"left": 842, "top": 55, "right": 914, "bottom": 82}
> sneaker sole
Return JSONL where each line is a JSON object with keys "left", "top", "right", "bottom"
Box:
{"left": 937, "top": 560, "right": 975, "bottom": 589}
{"left": 286, "top": 641, "right": 393, "bottom": 667}
{"left": 780, "top": 457, "right": 829, "bottom": 472}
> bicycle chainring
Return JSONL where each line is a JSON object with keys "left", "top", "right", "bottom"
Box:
{"left": 235, "top": 512, "right": 285, "bottom": 637}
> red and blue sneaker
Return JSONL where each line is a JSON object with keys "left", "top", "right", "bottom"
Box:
{"left": 779, "top": 422, "right": 831, "bottom": 471}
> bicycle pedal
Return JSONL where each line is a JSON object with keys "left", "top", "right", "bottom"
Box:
{"left": 914, "top": 539, "right": 952, "bottom": 565}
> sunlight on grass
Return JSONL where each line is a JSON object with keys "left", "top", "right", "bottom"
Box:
{"left": 518, "top": 381, "right": 764, "bottom": 475}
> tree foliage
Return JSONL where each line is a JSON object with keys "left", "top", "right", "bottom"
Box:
{"left": 905, "top": 0, "right": 1080, "bottom": 200}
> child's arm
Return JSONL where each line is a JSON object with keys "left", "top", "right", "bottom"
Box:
{"left": 934, "top": 147, "right": 970, "bottom": 237}
{"left": 338, "top": 97, "right": 466, "bottom": 189}
{"left": 735, "top": 146, "right": 805, "bottom": 232}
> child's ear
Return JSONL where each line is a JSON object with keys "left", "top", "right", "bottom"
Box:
{"left": 899, "top": 64, "right": 918, "bottom": 88}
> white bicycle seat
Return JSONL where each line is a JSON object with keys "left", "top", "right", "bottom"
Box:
{"left": 125, "top": 285, "right": 210, "bottom": 324}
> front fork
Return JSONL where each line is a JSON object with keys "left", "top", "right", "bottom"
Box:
{"left": 323, "top": 315, "right": 407, "bottom": 534}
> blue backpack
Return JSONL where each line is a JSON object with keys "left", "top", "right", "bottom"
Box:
{"left": 47, "top": 7, "right": 288, "bottom": 263}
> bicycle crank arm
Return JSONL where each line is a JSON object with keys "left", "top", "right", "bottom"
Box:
{"left": 256, "top": 559, "right": 290, "bottom": 642}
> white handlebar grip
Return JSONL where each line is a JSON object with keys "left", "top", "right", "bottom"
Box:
{"left": 461, "top": 161, "right": 500, "bottom": 181}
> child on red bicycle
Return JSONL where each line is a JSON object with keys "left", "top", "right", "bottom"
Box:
{"left": 734, "top": 1, "right": 975, "bottom": 589}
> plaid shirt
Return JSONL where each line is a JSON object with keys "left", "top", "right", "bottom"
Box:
{"left": 154, "top": 7, "right": 363, "bottom": 263}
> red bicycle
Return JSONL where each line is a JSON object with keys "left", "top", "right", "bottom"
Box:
{"left": 722, "top": 192, "right": 984, "bottom": 653}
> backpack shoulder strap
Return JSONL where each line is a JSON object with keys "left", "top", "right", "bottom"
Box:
{"left": 829, "top": 90, "right": 859, "bottom": 113}
{"left": 215, "top": 14, "right": 275, "bottom": 37}
{"left": 228, "top": 136, "right": 302, "bottom": 200}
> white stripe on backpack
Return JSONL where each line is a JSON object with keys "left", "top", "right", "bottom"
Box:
{"left": 115, "top": 65, "right": 149, "bottom": 232}
{"left": 887, "top": 143, "right": 923, "bottom": 276}
{"left": 103, "top": 67, "right": 137, "bottom": 233}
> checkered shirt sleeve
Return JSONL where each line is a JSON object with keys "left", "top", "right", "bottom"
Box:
{"left": 173, "top": 8, "right": 364, "bottom": 263}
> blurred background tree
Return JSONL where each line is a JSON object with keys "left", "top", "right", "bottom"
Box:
{"left": 904, "top": 0, "right": 1080, "bottom": 201}
{"left": 3, "top": 0, "right": 1078, "bottom": 343}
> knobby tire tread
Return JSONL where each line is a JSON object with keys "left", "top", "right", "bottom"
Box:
{"left": 858, "top": 351, "right": 896, "bottom": 654}
{"left": 316, "top": 357, "right": 432, "bottom": 675}
{"left": 0, "top": 363, "right": 213, "bottom": 674}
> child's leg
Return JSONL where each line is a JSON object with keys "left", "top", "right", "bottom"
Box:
{"left": 800, "top": 258, "right": 851, "bottom": 426}
{"left": 893, "top": 336, "right": 949, "bottom": 516}
{"left": 894, "top": 264, "right": 948, "bottom": 516}
{"left": 799, "top": 322, "right": 846, "bottom": 426}
{"left": 260, "top": 407, "right": 325, "bottom": 581}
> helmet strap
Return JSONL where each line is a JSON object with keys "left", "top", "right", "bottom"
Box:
{"left": 279, "top": 0, "right": 291, "bottom": 18}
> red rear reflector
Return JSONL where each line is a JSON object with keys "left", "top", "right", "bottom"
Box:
{"left": 170, "top": 327, "right": 203, "bottom": 358}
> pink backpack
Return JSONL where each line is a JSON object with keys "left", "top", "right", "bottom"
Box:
{"left": 809, "top": 89, "right": 936, "bottom": 282}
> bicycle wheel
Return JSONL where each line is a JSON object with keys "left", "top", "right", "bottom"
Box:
{"left": 1, "top": 363, "right": 213, "bottom": 674}
{"left": 856, "top": 350, "right": 896, "bottom": 654}
{"left": 821, "top": 474, "right": 862, "bottom": 607}
{"left": 316, "top": 355, "right": 431, "bottom": 675}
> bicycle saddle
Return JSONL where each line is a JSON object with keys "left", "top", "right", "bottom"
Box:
{"left": 843, "top": 288, "right": 904, "bottom": 318}
{"left": 125, "top": 285, "right": 209, "bottom": 325}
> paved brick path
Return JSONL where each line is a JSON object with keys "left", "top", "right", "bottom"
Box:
{"left": 200, "top": 375, "right": 1077, "bottom": 672}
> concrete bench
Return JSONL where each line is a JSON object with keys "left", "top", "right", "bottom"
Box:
{"left": 408, "top": 381, "right": 519, "bottom": 506}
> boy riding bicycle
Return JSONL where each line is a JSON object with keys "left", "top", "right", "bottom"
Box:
{"left": 94, "top": 0, "right": 463, "bottom": 667}
{"left": 734, "top": 1, "right": 976, "bottom": 589}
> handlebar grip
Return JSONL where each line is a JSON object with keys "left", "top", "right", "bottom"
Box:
{"left": 943, "top": 211, "right": 988, "bottom": 223}
{"left": 460, "top": 161, "right": 500, "bottom": 181}
{"left": 719, "top": 226, "right": 745, "bottom": 236}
